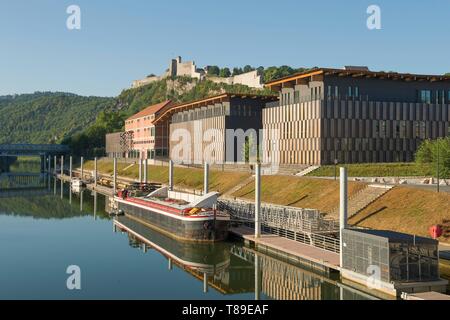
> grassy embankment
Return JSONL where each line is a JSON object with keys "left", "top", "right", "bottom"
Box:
{"left": 441, "top": 260, "right": 450, "bottom": 289}
{"left": 81, "top": 159, "right": 367, "bottom": 212}
{"left": 307, "top": 162, "right": 435, "bottom": 177}
{"left": 349, "top": 186, "right": 450, "bottom": 243}
{"left": 231, "top": 175, "right": 366, "bottom": 213}
{"left": 82, "top": 159, "right": 251, "bottom": 194}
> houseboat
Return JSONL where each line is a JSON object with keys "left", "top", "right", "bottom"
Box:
{"left": 115, "top": 186, "right": 230, "bottom": 242}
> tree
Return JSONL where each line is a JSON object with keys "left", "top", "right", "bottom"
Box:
{"left": 62, "top": 110, "right": 125, "bottom": 156}
{"left": 415, "top": 137, "right": 450, "bottom": 178}
{"left": 207, "top": 66, "right": 220, "bottom": 76}
{"left": 445, "top": 73, "right": 450, "bottom": 77}
{"left": 262, "top": 66, "right": 280, "bottom": 83}
{"left": 243, "top": 65, "right": 254, "bottom": 73}
{"left": 232, "top": 67, "right": 243, "bottom": 76}
{"left": 219, "top": 67, "right": 231, "bottom": 78}
{"left": 263, "top": 65, "right": 305, "bottom": 83}
{"left": 242, "top": 134, "right": 258, "bottom": 163}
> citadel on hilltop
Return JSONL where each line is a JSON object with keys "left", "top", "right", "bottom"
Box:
{"left": 131, "top": 56, "right": 263, "bottom": 89}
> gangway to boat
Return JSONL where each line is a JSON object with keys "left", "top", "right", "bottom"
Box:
{"left": 218, "top": 199, "right": 339, "bottom": 234}
{"left": 218, "top": 199, "right": 340, "bottom": 253}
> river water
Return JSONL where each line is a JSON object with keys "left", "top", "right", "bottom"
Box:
{"left": 0, "top": 162, "right": 378, "bottom": 300}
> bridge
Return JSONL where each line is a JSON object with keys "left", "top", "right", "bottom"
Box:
{"left": 0, "top": 144, "right": 70, "bottom": 157}
{"left": 0, "top": 173, "right": 51, "bottom": 198}
{"left": 0, "top": 144, "right": 70, "bottom": 173}
{"left": 0, "top": 187, "right": 51, "bottom": 199}
{"left": 0, "top": 173, "right": 47, "bottom": 188}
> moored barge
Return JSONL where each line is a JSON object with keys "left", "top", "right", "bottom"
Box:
{"left": 115, "top": 186, "right": 229, "bottom": 242}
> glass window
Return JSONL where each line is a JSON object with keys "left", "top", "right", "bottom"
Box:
{"left": 355, "top": 86, "right": 359, "bottom": 97}
{"left": 414, "top": 121, "right": 421, "bottom": 138}
{"left": 348, "top": 86, "right": 352, "bottom": 97}
{"left": 419, "top": 90, "right": 431, "bottom": 103}
{"left": 335, "top": 86, "right": 339, "bottom": 97}
{"left": 420, "top": 121, "right": 426, "bottom": 139}
{"left": 224, "top": 104, "right": 230, "bottom": 116}
{"left": 374, "top": 121, "right": 380, "bottom": 138}
{"left": 380, "top": 120, "right": 386, "bottom": 138}
{"left": 395, "top": 123, "right": 400, "bottom": 138}
{"left": 400, "top": 121, "right": 406, "bottom": 138}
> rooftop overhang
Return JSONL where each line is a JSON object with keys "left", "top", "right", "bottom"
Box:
{"left": 265, "top": 68, "right": 450, "bottom": 92}
{"left": 153, "top": 93, "right": 278, "bottom": 125}
{"left": 265, "top": 70, "right": 325, "bottom": 92}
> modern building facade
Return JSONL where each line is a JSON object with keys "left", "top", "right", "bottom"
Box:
{"left": 106, "top": 100, "right": 173, "bottom": 159}
{"left": 263, "top": 67, "right": 450, "bottom": 165}
{"left": 153, "top": 93, "right": 278, "bottom": 164}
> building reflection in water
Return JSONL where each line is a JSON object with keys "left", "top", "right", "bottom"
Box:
{"left": 114, "top": 215, "right": 252, "bottom": 295}
{"left": 113, "top": 215, "right": 377, "bottom": 300}
{"left": 0, "top": 173, "right": 51, "bottom": 198}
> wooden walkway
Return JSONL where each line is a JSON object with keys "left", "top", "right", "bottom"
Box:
{"left": 439, "top": 243, "right": 450, "bottom": 260}
{"left": 57, "top": 173, "right": 114, "bottom": 196}
{"left": 86, "top": 183, "right": 114, "bottom": 196}
{"left": 230, "top": 226, "right": 340, "bottom": 272}
{"left": 404, "top": 291, "right": 450, "bottom": 300}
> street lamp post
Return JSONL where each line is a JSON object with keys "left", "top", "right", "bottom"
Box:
{"left": 437, "top": 139, "right": 440, "bottom": 193}
{"left": 334, "top": 158, "right": 338, "bottom": 181}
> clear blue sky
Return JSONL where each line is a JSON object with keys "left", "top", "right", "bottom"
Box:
{"left": 1, "top": 0, "right": 449, "bottom": 97}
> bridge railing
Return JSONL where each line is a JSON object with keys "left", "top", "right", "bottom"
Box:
{"left": 0, "top": 144, "right": 70, "bottom": 154}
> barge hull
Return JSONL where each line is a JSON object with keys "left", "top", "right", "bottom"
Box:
{"left": 118, "top": 202, "right": 229, "bottom": 242}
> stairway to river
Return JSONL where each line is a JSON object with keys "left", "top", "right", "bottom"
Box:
{"left": 329, "top": 184, "right": 393, "bottom": 218}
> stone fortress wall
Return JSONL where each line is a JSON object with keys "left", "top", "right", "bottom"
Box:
{"left": 132, "top": 56, "right": 263, "bottom": 89}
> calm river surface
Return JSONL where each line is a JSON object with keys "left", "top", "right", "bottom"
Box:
{"left": 0, "top": 163, "right": 377, "bottom": 300}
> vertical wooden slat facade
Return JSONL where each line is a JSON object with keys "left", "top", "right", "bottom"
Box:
{"left": 263, "top": 98, "right": 450, "bottom": 165}
{"left": 165, "top": 94, "right": 278, "bottom": 164}
{"left": 263, "top": 68, "right": 450, "bottom": 165}
{"left": 263, "top": 99, "right": 322, "bottom": 165}
{"left": 170, "top": 116, "right": 226, "bottom": 164}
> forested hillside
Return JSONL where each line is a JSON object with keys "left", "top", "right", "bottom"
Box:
{"left": 0, "top": 92, "right": 113, "bottom": 144}
{"left": 113, "top": 76, "right": 274, "bottom": 115}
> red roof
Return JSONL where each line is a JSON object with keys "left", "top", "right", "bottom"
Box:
{"left": 126, "top": 100, "right": 173, "bottom": 121}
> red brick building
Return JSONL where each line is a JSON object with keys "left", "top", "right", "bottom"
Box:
{"left": 106, "top": 100, "right": 173, "bottom": 159}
